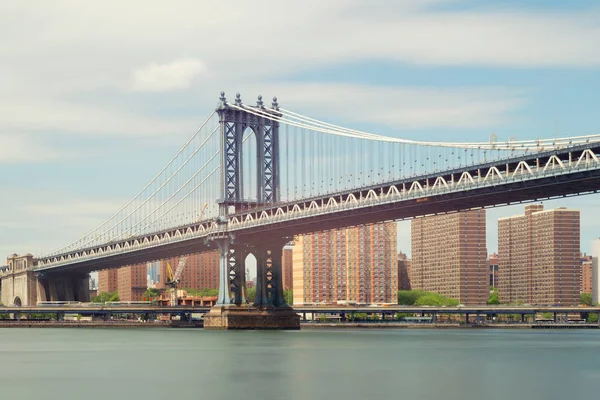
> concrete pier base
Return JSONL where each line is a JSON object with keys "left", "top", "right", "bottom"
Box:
{"left": 203, "top": 305, "right": 300, "bottom": 330}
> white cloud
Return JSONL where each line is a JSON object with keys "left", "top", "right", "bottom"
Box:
{"left": 0, "top": 134, "right": 62, "bottom": 163}
{"left": 131, "top": 59, "right": 207, "bottom": 92}
{"left": 0, "top": 95, "right": 198, "bottom": 138}
{"left": 0, "top": 188, "right": 129, "bottom": 257}
{"left": 0, "top": 1, "right": 596, "bottom": 148}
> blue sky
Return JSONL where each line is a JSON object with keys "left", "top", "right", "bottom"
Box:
{"left": 1, "top": 0, "right": 600, "bottom": 263}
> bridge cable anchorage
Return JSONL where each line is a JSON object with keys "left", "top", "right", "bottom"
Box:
{"left": 229, "top": 102, "right": 600, "bottom": 151}
{"left": 45, "top": 111, "right": 217, "bottom": 256}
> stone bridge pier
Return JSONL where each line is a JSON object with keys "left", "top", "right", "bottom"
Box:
{"left": 203, "top": 235, "right": 300, "bottom": 330}
{"left": 1, "top": 254, "right": 38, "bottom": 306}
{"left": 1, "top": 254, "right": 90, "bottom": 306}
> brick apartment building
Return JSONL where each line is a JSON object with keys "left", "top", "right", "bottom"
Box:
{"left": 411, "top": 210, "right": 488, "bottom": 305}
{"left": 157, "top": 251, "right": 219, "bottom": 291}
{"left": 292, "top": 222, "right": 398, "bottom": 305}
{"left": 498, "top": 205, "right": 580, "bottom": 306}
{"left": 97, "top": 269, "right": 118, "bottom": 294}
{"left": 282, "top": 247, "right": 293, "bottom": 291}
{"left": 117, "top": 264, "right": 147, "bottom": 301}
{"left": 581, "top": 254, "right": 593, "bottom": 294}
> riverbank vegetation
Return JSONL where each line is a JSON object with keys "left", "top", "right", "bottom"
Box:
{"left": 397, "top": 290, "right": 459, "bottom": 306}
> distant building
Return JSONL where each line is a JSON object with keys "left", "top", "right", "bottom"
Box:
{"left": 488, "top": 253, "right": 499, "bottom": 288}
{"left": 98, "top": 269, "right": 118, "bottom": 293}
{"left": 397, "top": 252, "right": 411, "bottom": 290}
{"left": 147, "top": 261, "right": 160, "bottom": 287}
{"left": 593, "top": 240, "right": 600, "bottom": 305}
{"left": 581, "top": 254, "right": 593, "bottom": 294}
{"left": 282, "top": 247, "right": 293, "bottom": 291}
{"left": 411, "top": 210, "right": 488, "bottom": 305}
{"left": 157, "top": 251, "right": 219, "bottom": 291}
{"left": 117, "top": 264, "right": 147, "bottom": 301}
{"left": 293, "top": 222, "right": 398, "bottom": 305}
{"left": 498, "top": 205, "right": 580, "bottom": 306}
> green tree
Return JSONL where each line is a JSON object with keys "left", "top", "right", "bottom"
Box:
{"left": 143, "top": 288, "right": 161, "bottom": 300}
{"left": 91, "top": 291, "right": 119, "bottom": 303}
{"left": 580, "top": 293, "right": 593, "bottom": 306}
{"left": 246, "top": 287, "right": 256, "bottom": 302}
{"left": 414, "top": 294, "right": 443, "bottom": 306}
{"left": 397, "top": 290, "right": 458, "bottom": 306}
{"left": 588, "top": 313, "right": 599, "bottom": 323}
{"left": 183, "top": 288, "right": 219, "bottom": 297}
{"left": 349, "top": 312, "right": 368, "bottom": 321}
{"left": 397, "top": 290, "right": 426, "bottom": 305}
{"left": 487, "top": 287, "right": 500, "bottom": 305}
{"left": 283, "top": 289, "right": 293, "bottom": 305}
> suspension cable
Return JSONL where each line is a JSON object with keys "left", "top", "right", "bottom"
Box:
{"left": 47, "top": 111, "right": 216, "bottom": 256}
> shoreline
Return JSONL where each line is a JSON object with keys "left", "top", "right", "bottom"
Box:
{"left": 0, "top": 320, "right": 598, "bottom": 329}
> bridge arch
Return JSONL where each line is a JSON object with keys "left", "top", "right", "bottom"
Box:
{"left": 13, "top": 296, "right": 22, "bottom": 307}
{"left": 241, "top": 127, "right": 259, "bottom": 203}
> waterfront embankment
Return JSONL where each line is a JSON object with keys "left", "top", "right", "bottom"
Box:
{"left": 1, "top": 320, "right": 598, "bottom": 329}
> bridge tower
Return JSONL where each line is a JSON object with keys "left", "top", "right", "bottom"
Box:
{"left": 216, "top": 91, "right": 281, "bottom": 212}
{"left": 204, "top": 93, "right": 299, "bottom": 329}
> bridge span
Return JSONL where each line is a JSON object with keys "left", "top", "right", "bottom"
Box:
{"left": 5, "top": 92, "right": 600, "bottom": 328}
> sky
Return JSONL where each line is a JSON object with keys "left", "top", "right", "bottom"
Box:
{"left": 1, "top": 0, "right": 600, "bottom": 266}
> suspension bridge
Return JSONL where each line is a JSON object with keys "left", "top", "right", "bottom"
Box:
{"left": 3, "top": 92, "right": 600, "bottom": 328}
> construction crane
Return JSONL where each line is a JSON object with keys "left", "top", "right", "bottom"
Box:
{"left": 165, "top": 203, "right": 208, "bottom": 306}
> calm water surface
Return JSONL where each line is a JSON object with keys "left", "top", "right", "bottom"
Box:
{"left": 0, "top": 328, "right": 599, "bottom": 400}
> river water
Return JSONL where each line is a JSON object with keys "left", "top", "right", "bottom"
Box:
{"left": 0, "top": 328, "right": 598, "bottom": 400}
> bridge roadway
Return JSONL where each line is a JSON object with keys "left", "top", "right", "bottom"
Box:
{"left": 2, "top": 305, "right": 600, "bottom": 317}
{"left": 35, "top": 142, "right": 600, "bottom": 274}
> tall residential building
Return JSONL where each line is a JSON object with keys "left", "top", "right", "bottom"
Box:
{"left": 97, "top": 269, "right": 118, "bottom": 293}
{"left": 593, "top": 240, "right": 600, "bottom": 305}
{"left": 157, "top": 251, "right": 219, "bottom": 290}
{"left": 498, "top": 205, "right": 580, "bottom": 306}
{"left": 282, "top": 247, "right": 293, "bottom": 291}
{"left": 292, "top": 222, "right": 397, "bottom": 305}
{"left": 411, "top": 210, "right": 488, "bottom": 305}
{"left": 397, "top": 252, "right": 411, "bottom": 290}
{"left": 117, "top": 264, "right": 147, "bottom": 301}
{"left": 581, "top": 254, "right": 593, "bottom": 294}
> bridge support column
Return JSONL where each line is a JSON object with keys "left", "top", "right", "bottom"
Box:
{"left": 215, "top": 238, "right": 234, "bottom": 306}
{"left": 40, "top": 274, "right": 90, "bottom": 302}
{"left": 204, "top": 236, "right": 299, "bottom": 330}
{"left": 36, "top": 277, "right": 48, "bottom": 303}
